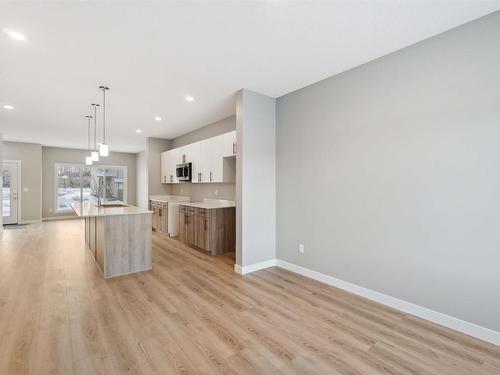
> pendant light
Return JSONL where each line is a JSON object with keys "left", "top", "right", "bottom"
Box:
{"left": 99, "top": 85, "right": 109, "bottom": 157}
{"left": 85, "top": 115, "right": 93, "bottom": 165}
{"left": 91, "top": 103, "right": 100, "bottom": 161}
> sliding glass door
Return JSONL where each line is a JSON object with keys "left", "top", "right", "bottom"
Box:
{"left": 55, "top": 163, "right": 127, "bottom": 213}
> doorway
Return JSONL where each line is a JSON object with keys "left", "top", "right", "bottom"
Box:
{"left": 2, "top": 161, "right": 20, "bottom": 225}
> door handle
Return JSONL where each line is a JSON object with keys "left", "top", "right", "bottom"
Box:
{"left": 209, "top": 171, "right": 212, "bottom": 182}
{"left": 232, "top": 142, "right": 236, "bottom": 155}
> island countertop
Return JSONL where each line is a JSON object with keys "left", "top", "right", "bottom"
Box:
{"left": 179, "top": 199, "right": 235, "bottom": 210}
{"left": 70, "top": 201, "right": 153, "bottom": 217}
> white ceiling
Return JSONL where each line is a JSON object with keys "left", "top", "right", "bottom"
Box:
{"left": 1, "top": 2, "right": 499, "bottom": 153}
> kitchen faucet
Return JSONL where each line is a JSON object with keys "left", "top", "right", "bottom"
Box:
{"left": 91, "top": 178, "right": 114, "bottom": 207}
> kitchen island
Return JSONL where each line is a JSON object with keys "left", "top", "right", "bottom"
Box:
{"left": 71, "top": 202, "right": 153, "bottom": 278}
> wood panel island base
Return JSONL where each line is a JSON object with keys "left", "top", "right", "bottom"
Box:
{"left": 71, "top": 202, "right": 153, "bottom": 278}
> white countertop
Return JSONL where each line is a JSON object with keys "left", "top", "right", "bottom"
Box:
{"left": 70, "top": 202, "right": 153, "bottom": 217}
{"left": 149, "top": 195, "right": 190, "bottom": 203}
{"left": 179, "top": 199, "right": 235, "bottom": 209}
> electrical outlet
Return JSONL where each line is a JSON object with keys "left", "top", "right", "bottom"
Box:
{"left": 298, "top": 244, "right": 305, "bottom": 254}
{"left": 214, "top": 189, "right": 219, "bottom": 196}
{"left": 181, "top": 188, "right": 184, "bottom": 193}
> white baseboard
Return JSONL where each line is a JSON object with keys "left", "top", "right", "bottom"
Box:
{"left": 276, "top": 259, "right": 500, "bottom": 347}
{"left": 234, "top": 259, "right": 277, "bottom": 275}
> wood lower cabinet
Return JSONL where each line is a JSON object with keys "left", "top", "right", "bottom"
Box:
{"left": 150, "top": 200, "right": 168, "bottom": 234}
{"left": 179, "top": 205, "right": 235, "bottom": 255}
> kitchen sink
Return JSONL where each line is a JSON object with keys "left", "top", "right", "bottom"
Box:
{"left": 97, "top": 203, "right": 128, "bottom": 208}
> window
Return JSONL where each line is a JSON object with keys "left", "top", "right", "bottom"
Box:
{"left": 55, "top": 163, "right": 127, "bottom": 212}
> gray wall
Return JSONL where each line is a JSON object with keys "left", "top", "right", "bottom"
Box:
{"left": 147, "top": 137, "right": 171, "bottom": 196}
{"left": 136, "top": 149, "right": 149, "bottom": 209}
{"left": 169, "top": 116, "right": 236, "bottom": 201}
{"left": 276, "top": 12, "right": 500, "bottom": 331}
{"left": 3, "top": 141, "right": 42, "bottom": 222}
{"left": 0, "top": 135, "right": 3, "bottom": 233}
{"left": 236, "top": 90, "right": 276, "bottom": 267}
{"left": 42, "top": 146, "right": 137, "bottom": 218}
{"left": 171, "top": 116, "right": 235, "bottom": 148}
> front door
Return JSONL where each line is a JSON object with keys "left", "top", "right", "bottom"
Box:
{"left": 2, "top": 162, "right": 19, "bottom": 225}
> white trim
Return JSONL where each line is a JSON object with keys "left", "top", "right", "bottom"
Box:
{"left": 2, "top": 160, "right": 21, "bottom": 224}
{"left": 234, "top": 259, "right": 277, "bottom": 275}
{"left": 276, "top": 259, "right": 500, "bottom": 347}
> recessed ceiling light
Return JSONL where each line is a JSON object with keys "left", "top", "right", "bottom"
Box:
{"left": 185, "top": 95, "right": 194, "bottom": 102}
{"left": 136, "top": 129, "right": 142, "bottom": 134}
{"left": 3, "top": 28, "right": 26, "bottom": 41}
{"left": 154, "top": 116, "right": 162, "bottom": 121}
{"left": 3, "top": 104, "right": 14, "bottom": 110}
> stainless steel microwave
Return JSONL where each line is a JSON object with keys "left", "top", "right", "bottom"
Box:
{"left": 176, "top": 162, "right": 192, "bottom": 181}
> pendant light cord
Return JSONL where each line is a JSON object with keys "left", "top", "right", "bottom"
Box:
{"left": 86, "top": 115, "right": 92, "bottom": 150}
{"left": 99, "top": 86, "right": 109, "bottom": 145}
{"left": 92, "top": 104, "right": 99, "bottom": 150}
{"left": 102, "top": 88, "right": 105, "bottom": 144}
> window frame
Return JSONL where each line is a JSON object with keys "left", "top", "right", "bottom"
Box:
{"left": 54, "top": 162, "right": 128, "bottom": 213}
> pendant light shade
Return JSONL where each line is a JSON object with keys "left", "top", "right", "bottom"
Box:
{"left": 99, "top": 86, "right": 109, "bottom": 157}
{"left": 91, "top": 150, "right": 99, "bottom": 161}
{"left": 86, "top": 156, "right": 93, "bottom": 165}
{"left": 99, "top": 143, "right": 109, "bottom": 157}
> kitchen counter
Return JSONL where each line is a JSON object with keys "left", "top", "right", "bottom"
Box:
{"left": 70, "top": 201, "right": 152, "bottom": 217}
{"left": 70, "top": 201, "right": 152, "bottom": 278}
{"left": 178, "top": 199, "right": 236, "bottom": 255}
{"left": 179, "top": 199, "right": 235, "bottom": 209}
{"left": 149, "top": 195, "right": 190, "bottom": 203}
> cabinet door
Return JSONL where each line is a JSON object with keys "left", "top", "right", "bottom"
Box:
{"left": 186, "top": 209, "right": 196, "bottom": 244}
{"left": 150, "top": 202, "right": 157, "bottom": 230}
{"left": 162, "top": 203, "right": 168, "bottom": 233}
{"left": 179, "top": 208, "right": 186, "bottom": 241}
{"left": 165, "top": 150, "right": 174, "bottom": 183}
{"left": 208, "top": 135, "right": 224, "bottom": 183}
{"left": 201, "top": 215, "right": 210, "bottom": 250}
{"left": 160, "top": 152, "right": 168, "bottom": 184}
{"left": 191, "top": 142, "right": 204, "bottom": 183}
{"left": 157, "top": 203, "right": 165, "bottom": 233}
{"left": 222, "top": 131, "right": 237, "bottom": 157}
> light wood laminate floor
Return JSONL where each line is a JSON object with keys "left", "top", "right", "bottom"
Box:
{"left": 0, "top": 220, "right": 499, "bottom": 374}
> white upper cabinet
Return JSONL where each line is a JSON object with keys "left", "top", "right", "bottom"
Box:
{"left": 190, "top": 142, "right": 204, "bottom": 183}
{"left": 160, "top": 151, "right": 168, "bottom": 184}
{"left": 161, "top": 131, "right": 236, "bottom": 184}
{"left": 160, "top": 149, "right": 179, "bottom": 184}
{"left": 222, "top": 131, "right": 237, "bottom": 157}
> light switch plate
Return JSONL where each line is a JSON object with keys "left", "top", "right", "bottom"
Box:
{"left": 299, "top": 244, "right": 305, "bottom": 253}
